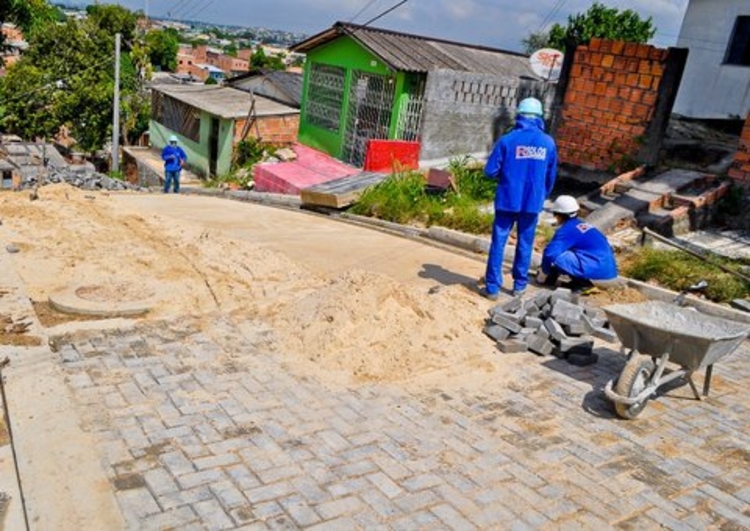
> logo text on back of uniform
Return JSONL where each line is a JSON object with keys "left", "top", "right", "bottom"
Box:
{"left": 515, "top": 146, "right": 547, "bottom": 160}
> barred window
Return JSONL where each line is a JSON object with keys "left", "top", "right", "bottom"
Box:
{"left": 304, "top": 63, "right": 345, "bottom": 132}
{"left": 152, "top": 91, "right": 201, "bottom": 143}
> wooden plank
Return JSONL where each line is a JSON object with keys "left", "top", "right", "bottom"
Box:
{"left": 301, "top": 171, "right": 389, "bottom": 208}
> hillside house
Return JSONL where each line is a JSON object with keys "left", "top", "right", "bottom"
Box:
{"left": 673, "top": 0, "right": 750, "bottom": 119}
{"left": 290, "top": 22, "right": 552, "bottom": 168}
{"left": 150, "top": 85, "right": 299, "bottom": 178}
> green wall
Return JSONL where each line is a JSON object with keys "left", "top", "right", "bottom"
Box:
{"left": 150, "top": 111, "right": 235, "bottom": 178}
{"left": 298, "top": 35, "right": 409, "bottom": 160}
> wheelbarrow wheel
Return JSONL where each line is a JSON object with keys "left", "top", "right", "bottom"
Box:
{"left": 614, "top": 354, "right": 655, "bottom": 419}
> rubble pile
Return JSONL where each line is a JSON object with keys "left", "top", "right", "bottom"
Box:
{"left": 23, "top": 169, "right": 139, "bottom": 191}
{"left": 483, "top": 288, "right": 617, "bottom": 366}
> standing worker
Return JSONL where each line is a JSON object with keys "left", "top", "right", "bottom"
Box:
{"left": 537, "top": 195, "right": 618, "bottom": 292}
{"left": 481, "top": 97, "right": 558, "bottom": 300}
{"left": 161, "top": 135, "right": 187, "bottom": 194}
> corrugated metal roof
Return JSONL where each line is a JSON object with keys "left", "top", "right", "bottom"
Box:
{"left": 153, "top": 85, "right": 299, "bottom": 119}
{"left": 291, "top": 22, "right": 539, "bottom": 79}
{"left": 226, "top": 71, "right": 304, "bottom": 107}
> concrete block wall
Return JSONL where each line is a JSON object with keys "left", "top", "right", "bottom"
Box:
{"left": 555, "top": 38, "right": 671, "bottom": 172}
{"left": 728, "top": 114, "right": 750, "bottom": 184}
{"left": 419, "top": 70, "right": 554, "bottom": 163}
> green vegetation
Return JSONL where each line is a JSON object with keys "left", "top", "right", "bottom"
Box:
{"left": 204, "top": 137, "right": 277, "bottom": 189}
{"left": 250, "top": 46, "right": 285, "bottom": 71}
{"left": 145, "top": 27, "right": 179, "bottom": 71}
{"left": 0, "top": 3, "right": 147, "bottom": 151}
{"left": 523, "top": 2, "right": 656, "bottom": 53}
{"left": 621, "top": 247, "right": 750, "bottom": 303}
{"left": 349, "top": 159, "right": 495, "bottom": 234}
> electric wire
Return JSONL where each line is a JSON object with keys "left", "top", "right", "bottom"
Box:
{"left": 537, "top": 0, "right": 566, "bottom": 34}
{"left": 348, "top": 0, "right": 382, "bottom": 23}
{"left": 359, "top": 0, "right": 410, "bottom": 29}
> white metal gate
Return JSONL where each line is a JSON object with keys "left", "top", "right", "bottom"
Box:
{"left": 342, "top": 71, "right": 396, "bottom": 167}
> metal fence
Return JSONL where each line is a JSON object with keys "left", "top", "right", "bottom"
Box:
{"left": 342, "top": 70, "right": 397, "bottom": 167}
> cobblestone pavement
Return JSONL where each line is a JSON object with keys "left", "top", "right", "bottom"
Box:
{"left": 54, "top": 314, "right": 750, "bottom": 530}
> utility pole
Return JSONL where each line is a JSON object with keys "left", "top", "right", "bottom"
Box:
{"left": 112, "top": 33, "right": 121, "bottom": 173}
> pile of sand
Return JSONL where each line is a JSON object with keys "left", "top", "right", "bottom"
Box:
{"left": 1, "top": 184, "right": 504, "bottom": 387}
{"left": 276, "top": 269, "right": 493, "bottom": 383}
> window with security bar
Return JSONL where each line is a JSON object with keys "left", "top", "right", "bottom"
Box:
{"left": 305, "top": 63, "right": 346, "bottom": 131}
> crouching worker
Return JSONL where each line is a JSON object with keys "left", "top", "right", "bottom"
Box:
{"left": 537, "top": 195, "right": 618, "bottom": 293}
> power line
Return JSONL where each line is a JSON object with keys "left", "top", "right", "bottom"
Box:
{"left": 170, "top": 0, "right": 201, "bottom": 20}
{"left": 181, "top": 0, "right": 215, "bottom": 23}
{"left": 349, "top": 0, "right": 382, "bottom": 23}
{"left": 537, "top": 0, "right": 567, "bottom": 34}
{"left": 360, "top": 0, "right": 409, "bottom": 28}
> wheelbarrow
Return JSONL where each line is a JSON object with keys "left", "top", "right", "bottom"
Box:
{"left": 601, "top": 300, "right": 750, "bottom": 419}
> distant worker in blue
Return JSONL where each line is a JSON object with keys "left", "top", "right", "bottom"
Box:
{"left": 537, "top": 195, "right": 619, "bottom": 293}
{"left": 481, "top": 97, "right": 558, "bottom": 300}
{"left": 162, "top": 135, "right": 187, "bottom": 194}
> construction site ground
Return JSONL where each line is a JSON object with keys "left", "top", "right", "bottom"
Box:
{"left": 0, "top": 184, "right": 749, "bottom": 530}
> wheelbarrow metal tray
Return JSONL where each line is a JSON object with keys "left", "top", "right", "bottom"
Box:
{"left": 603, "top": 301, "right": 750, "bottom": 370}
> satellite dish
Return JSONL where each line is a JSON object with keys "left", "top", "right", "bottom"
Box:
{"left": 530, "top": 48, "right": 564, "bottom": 82}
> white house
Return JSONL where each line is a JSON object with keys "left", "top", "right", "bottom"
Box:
{"left": 673, "top": 0, "right": 750, "bottom": 119}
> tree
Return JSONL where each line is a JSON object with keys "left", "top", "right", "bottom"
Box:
{"left": 250, "top": 45, "right": 285, "bottom": 71}
{"left": 521, "top": 31, "right": 552, "bottom": 55}
{"left": 0, "top": 0, "right": 56, "bottom": 64}
{"left": 534, "top": 2, "right": 656, "bottom": 52}
{"left": 0, "top": 4, "right": 144, "bottom": 151}
{"left": 145, "top": 28, "right": 179, "bottom": 71}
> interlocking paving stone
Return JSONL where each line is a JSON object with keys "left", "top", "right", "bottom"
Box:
{"left": 54, "top": 317, "right": 750, "bottom": 529}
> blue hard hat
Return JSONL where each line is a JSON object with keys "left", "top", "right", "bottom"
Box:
{"left": 517, "top": 97, "right": 543, "bottom": 116}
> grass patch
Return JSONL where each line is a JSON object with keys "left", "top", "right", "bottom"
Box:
{"left": 350, "top": 159, "right": 495, "bottom": 235}
{"left": 621, "top": 247, "right": 750, "bottom": 303}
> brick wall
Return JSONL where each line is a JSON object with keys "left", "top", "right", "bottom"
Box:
{"left": 729, "top": 114, "right": 750, "bottom": 184}
{"left": 555, "top": 38, "right": 671, "bottom": 172}
{"left": 234, "top": 115, "right": 299, "bottom": 147}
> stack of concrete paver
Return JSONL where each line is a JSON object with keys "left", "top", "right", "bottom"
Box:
{"left": 23, "top": 169, "right": 139, "bottom": 191}
{"left": 483, "top": 288, "right": 618, "bottom": 366}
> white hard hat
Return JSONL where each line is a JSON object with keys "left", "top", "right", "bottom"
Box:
{"left": 550, "top": 195, "right": 580, "bottom": 215}
{"left": 169, "top": 135, "right": 179, "bottom": 143}
{"left": 517, "top": 97, "right": 543, "bottom": 116}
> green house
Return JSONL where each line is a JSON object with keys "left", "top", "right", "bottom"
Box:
{"left": 291, "top": 22, "right": 550, "bottom": 167}
{"left": 150, "top": 85, "right": 299, "bottom": 178}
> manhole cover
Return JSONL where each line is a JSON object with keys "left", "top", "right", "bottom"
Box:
{"left": 74, "top": 283, "right": 154, "bottom": 303}
{"left": 49, "top": 282, "right": 156, "bottom": 318}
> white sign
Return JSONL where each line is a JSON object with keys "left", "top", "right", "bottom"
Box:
{"left": 530, "top": 48, "right": 564, "bottom": 82}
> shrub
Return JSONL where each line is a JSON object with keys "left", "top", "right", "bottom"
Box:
{"left": 621, "top": 247, "right": 750, "bottom": 303}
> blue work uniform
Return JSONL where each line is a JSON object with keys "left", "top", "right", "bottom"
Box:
{"left": 541, "top": 217, "right": 618, "bottom": 281}
{"left": 484, "top": 115, "right": 558, "bottom": 294}
{"left": 162, "top": 144, "right": 187, "bottom": 193}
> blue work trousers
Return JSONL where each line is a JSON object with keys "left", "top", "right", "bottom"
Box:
{"left": 484, "top": 211, "right": 539, "bottom": 294}
{"left": 164, "top": 170, "right": 181, "bottom": 193}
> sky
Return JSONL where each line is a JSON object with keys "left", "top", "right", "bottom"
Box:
{"left": 79, "top": 0, "right": 691, "bottom": 52}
